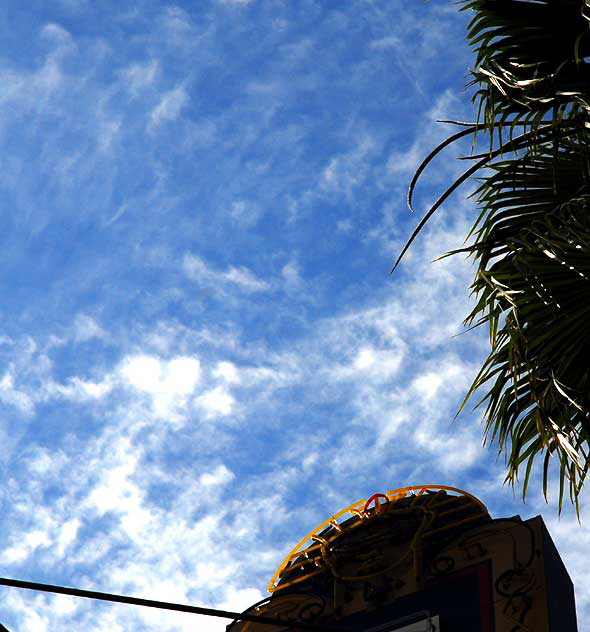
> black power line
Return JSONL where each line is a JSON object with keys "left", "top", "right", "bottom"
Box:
{"left": 0, "top": 577, "right": 351, "bottom": 632}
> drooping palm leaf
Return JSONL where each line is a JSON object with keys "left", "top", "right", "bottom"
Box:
{"left": 467, "top": 134, "right": 590, "bottom": 267}
{"left": 462, "top": 193, "right": 590, "bottom": 512}
{"left": 455, "top": 138, "right": 590, "bottom": 512}
{"left": 394, "top": 119, "right": 582, "bottom": 273}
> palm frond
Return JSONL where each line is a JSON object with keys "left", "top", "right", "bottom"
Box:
{"left": 466, "top": 134, "right": 590, "bottom": 268}
{"left": 397, "top": 0, "right": 590, "bottom": 511}
{"left": 465, "top": 191, "right": 590, "bottom": 512}
{"left": 462, "top": 0, "right": 590, "bottom": 132}
{"left": 394, "top": 121, "right": 582, "bottom": 273}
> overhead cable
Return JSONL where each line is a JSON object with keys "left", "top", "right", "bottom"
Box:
{"left": 0, "top": 576, "right": 350, "bottom": 632}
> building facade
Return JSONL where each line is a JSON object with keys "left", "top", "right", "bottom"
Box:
{"left": 228, "top": 485, "right": 578, "bottom": 632}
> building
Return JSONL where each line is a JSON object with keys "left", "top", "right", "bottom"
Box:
{"left": 228, "top": 485, "right": 578, "bottom": 632}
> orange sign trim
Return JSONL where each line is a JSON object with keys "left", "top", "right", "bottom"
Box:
{"left": 267, "top": 484, "right": 487, "bottom": 593}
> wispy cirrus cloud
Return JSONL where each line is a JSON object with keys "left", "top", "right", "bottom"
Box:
{"left": 183, "top": 254, "right": 271, "bottom": 294}
{"left": 0, "top": 2, "right": 586, "bottom": 630}
{"left": 121, "top": 59, "right": 160, "bottom": 97}
{"left": 148, "top": 85, "right": 188, "bottom": 132}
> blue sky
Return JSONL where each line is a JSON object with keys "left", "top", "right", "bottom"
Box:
{"left": 0, "top": 1, "right": 587, "bottom": 630}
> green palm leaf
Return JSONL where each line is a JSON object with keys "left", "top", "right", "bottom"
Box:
{"left": 462, "top": 0, "right": 590, "bottom": 132}
{"left": 396, "top": 0, "right": 590, "bottom": 511}
{"left": 453, "top": 135, "right": 590, "bottom": 510}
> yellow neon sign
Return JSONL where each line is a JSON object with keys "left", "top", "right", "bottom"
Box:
{"left": 268, "top": 484, "right": 487, "bottom": 593}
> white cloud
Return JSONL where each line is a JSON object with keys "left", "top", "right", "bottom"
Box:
{"left": 0, "top": 370, "right": 34, "bottom": 414}
{"left": 183, "top": 254, "right": 270, "bottom": 293}
{"left": 213, "top": 361, "right": 240, "bottom": 384}
{"left": 118, "top": 354, "right": 201, "bottom": 419}
{"left": 2, "top": 529, "right": 51, "bottom": 564}
{"left": 196, "top": 385, "right": 234, "bottom": 417}
{"left": 56, "top": 519, "right": 80, "bottom": 556}
{"left": 354, "top": 347, "right": 375, "bottom": 370}
{"left": 331, "top": 345, "right": 404, "bottom": 384}
{"left": 52, "top": 594, "right": 77, "bottom": 616}
{"left": 45, "top": 376, "right": 113, "bottom": 401}
{"left": 96, "top": 118, "right": 121, "bottom": 153}
{"left": 119, "top": 355, "right": 201, "bottom": 394}
{"left": 411, "top": 372, "right": 443, "bottom": 400}
{"left": 199, "top": 464, "right": 235, "bottom": 487}
{"left": 41, "top": 23, "right": 73, "bottom": 47}
{"left": 28, "top": 448, "right": 63, "bottom": 475}
{"left": 161, "top": 6, "right": 194, "bottom": 41}
{"left": 120, "top": 355, "right": 162, "bottom": 392}
{"left": 370, "top": 35, "right": 401, "bottom": 50}
{"left": 320, "top": 134, "right": 376, "bottom": 198}
{"left": 0, "top": 410, "right": 274, "bottom": 628}
{"left": 148, "top": 86, "right": 188, "bottom": 131}
{"left": 223, "top": 267, "right": 269, "bottom": 291}
{"left": 84, "top": 437, "right": 155, "bottom": 539}
{"left": 281, "top": 260, "right": 301, "bottom": 288}
{"left": 229, "top": 199, "right": 261, "bottom": 226}
{"left": 73, "top": 314, "right": 106, "bottom": 342}
{"left": 121, "top": 59, "right": 159, "bottom": 96}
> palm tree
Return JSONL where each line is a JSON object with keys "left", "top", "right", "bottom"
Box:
{"left": 396, "top": 0, "right": 590, "bottom": 513}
